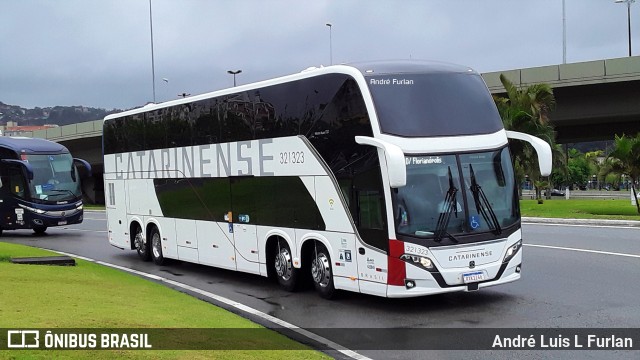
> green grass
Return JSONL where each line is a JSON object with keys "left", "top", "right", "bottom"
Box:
{"left": 520, "top": 199, "right": 640, "bottom": 220}
{"left": 83, "top": 204, "right": 106, "bottom": 211}
{"left": 0, "top": 242, "right": 329, "bottom": 360}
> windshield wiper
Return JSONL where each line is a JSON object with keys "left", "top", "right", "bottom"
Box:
{"left": 433, "top": 167, "right": 459, "bottom": 243}
{"left": 469, "top": 164, "right": 502, "bottom": 235}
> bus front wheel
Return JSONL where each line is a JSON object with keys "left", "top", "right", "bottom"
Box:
{"left": 311, "top": 242, "right": 336, "bottom": 299}
{"left": 273, "top": 239, "right": 298, "bottom": 291}
{"left": 133, "top": 224, "right": 150, "bottom": 261}
{"left": 33, "top": 226, "right": 47, "bottom": 235}
{"left": 150, "top": 226, "right": 165, "bottom": 266}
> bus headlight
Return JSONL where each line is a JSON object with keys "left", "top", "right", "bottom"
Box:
{"left": 503, "top": 240, "right": 522, "bottom": 262}
{"left": 18, "top": 204, "right": 45, "bottom": 214}
{"left": 400, "top": 254, "right": 435, "bottom": 271}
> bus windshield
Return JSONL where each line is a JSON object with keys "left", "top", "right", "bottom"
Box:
{"left": 26, "top": 153, "right": 81, "bottom": 203}
{"left": 367, "top": 72, "right": 503, "bottom": 137}
{"left": 394, "top": 146, "right": 518, "bottom": 241}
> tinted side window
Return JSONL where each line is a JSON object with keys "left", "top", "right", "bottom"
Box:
{"left": 231, "top": 176, "right": 324, "bottom": 230}
{"left": 145, "top": 109, "right": 168, "bottom": 150}
{"left": 103, "top": 118, "right": 127, "bottom": 154}
{"left": 166, "top": 104, "right": 194, "bottom": 148}
{"left": 154, "top": 176, "right": 324, "bottom": 230}
{"left": 192, "top": 99, "right": 227, "bottom": 145}
{"left": 155, "top": 177, "right": 233, "bottom": 222}
{"left": 104, "top": 74, "right": 374, "bottom": 154}
{"left": 126, "top": 114, "right": 146, "bottom": 152}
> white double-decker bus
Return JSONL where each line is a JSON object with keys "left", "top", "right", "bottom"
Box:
{"left": 103, "top": 60, "right": 551, "bottom": 298}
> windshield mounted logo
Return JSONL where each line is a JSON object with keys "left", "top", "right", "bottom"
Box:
{"left": 369, "top": 78, "right": 414, "bottom": 85}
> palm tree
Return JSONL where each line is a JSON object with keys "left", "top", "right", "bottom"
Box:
{"left": 494, "top": 74, "right": 557, "bottom": 200}
{"left": 585, "top": 150, "right": 604, "bottom": 189}
{"left": 602, "top": 134, "right": 640, "bottom": 214}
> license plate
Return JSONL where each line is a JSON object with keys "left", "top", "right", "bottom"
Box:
{"left": 463, "top": 271, "right": 485, "bottom": 283}
{"left": 58, "top": 221, "right": 67, "bottom": 225}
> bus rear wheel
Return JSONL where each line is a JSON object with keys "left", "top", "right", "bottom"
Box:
{"left": 33, "top": 226, "right": 47, "bottom": 235}
{"left": 311, "top": 242, "right": 336, "bottom": 299}
{"left": 150, "top": 226, "right": 165, "bottom": 266}
{"left": 133, "top": 224, "right": 150, "bottom": 261}
{"left": 273, "top": 239, "right": 298, "bottom": 291}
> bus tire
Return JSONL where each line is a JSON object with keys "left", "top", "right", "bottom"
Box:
{"left": 133, "top": 223, "right": 150, "bottom": 261}
{"left": 150, "top": 226, "right": 165, "bottom": 266}
{"left": 33, "top": 226, "right": 47, "bottom": 235}
{"left": 311, "top": 242, "right": 336, "bottom": 299}
{"left": 273, "top": 238, "right": 298, "bottom": 292}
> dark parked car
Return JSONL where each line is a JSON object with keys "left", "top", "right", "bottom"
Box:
{"left": 545, "top": 189, "right": 565, "bottom": 197}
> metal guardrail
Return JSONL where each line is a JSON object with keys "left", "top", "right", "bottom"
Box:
{"left": 521, "top": 189, "right": 636, "bottom": 200}
{"left": 482, "top": 56, "right": 640, "bottom": 93}
{"left": 26, "top": 119, "right": 103, "bottom": 142}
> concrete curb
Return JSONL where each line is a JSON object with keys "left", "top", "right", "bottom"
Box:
{"left": 522, "top": 217, "right": 640, "bottom": 227}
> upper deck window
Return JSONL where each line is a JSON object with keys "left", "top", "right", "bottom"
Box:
{"left": 367, "top": 72, "right": 503, "bottom": 137}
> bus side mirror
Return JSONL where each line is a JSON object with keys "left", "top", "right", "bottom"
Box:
{"left": 1, "top": 159, "right": 34, "bottom": 180}
{"left": 355, "top": 136, "right": 406, "bottom": 188}
{"left": 505, "top": 130, "right": 552, "bottom": 176}
{"left": 73, "top": 158, "right": 92, "bottom": 177}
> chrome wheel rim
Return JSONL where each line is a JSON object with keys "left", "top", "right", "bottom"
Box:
{"left": 275, "top": 246, "right": 292, "bottom": 280}
{"left": 151, "top": 232, "right": 161, "bottom": 259}
{"left": 134, "top": 229, "right": 145, "bottom": 252}
{"left": 312, "top": 252, "right": 331, "bottom": 288}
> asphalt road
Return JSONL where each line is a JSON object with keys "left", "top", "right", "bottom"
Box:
{"left": 2, "top": 211, "right": 639, "bottom": 360}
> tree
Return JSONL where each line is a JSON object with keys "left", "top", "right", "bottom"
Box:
{"left": 585, "top": 150, "right": 604, "bottom": 189}
{"left": 566, "top": 149, "right": 590, "bottom": 188}
{"left": 550, "top": 148, "right": 591, "bottom": 189}
{"left": 494, "top": 74, "right": 557, "bottom": 200}
{"left": 602, "top": 133, "right": 640, "bottom": 214}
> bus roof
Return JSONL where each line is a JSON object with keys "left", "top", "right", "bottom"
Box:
{"left": 104, "top": 59, "right": 478, "bottom": 121}
{"left": 347, "top": 59, "right": 476, "bottom": 75}
{"left": 0, "top": 136, "right": 69, "bottom": 155}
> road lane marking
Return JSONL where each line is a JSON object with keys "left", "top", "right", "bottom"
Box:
{"left": 525, "top": 244, "right": 640, "bottom": 258}
{"left": 55, "top": 228, "right": 108, "bottom": 233}
{"left": 49, "top": 249, "right": 370, "bottom": 360}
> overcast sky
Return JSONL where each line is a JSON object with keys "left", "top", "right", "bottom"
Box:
{"left": 0, "top": 0, "right": 637, "bottom": 110}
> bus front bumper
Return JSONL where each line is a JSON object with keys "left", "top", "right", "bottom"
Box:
{"left": 386, "top": 254, "right": 522, "bottom": 298}
{"left": 28, "top": 210, "right": 84, "bottom": 228}
{"left": 6, "top": 204, "right": 84, "bottom": 230}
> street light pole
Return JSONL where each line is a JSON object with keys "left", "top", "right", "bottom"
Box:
{"left": 326, "top": 23, "right": 332, "bottom": 65}
{"left": 227, "top": 70, "right": 242, "bottom": 87}
{"left": 616, "top": 0, "right": 635, "bottom": 56}
{"left": 562, "top": 0, "right": 567, "bottom": 63}
{"left": 627, "top": 0, "right": 633, "bottom": 56}
{"left": 149, "top": 0, "right": 156, "bottom": 103}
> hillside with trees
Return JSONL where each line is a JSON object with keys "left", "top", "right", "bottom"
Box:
{"left": 0, "top": 101, "right": 121, "bottom": 126}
